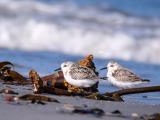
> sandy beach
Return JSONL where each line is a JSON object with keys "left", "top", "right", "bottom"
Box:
{"left": 0, "top": 95, "right": 160, "bottom": 120}
{"left": 0, "top": 84, "right": 160, "bottom": 120}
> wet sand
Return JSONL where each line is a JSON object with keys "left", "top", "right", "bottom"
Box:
{"left": 0, "top": 88, "right": 160, "bottom": 120}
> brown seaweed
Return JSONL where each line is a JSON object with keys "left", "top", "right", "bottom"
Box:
{"left": 0, "top": 61, "right": 14, "bottom": 69}
{"left": 58, "top": 104, "right": 105, "bottom": 117}
{"left": 18, "top": 94, "right": 60, "bottom": 103}
{"left": 0, "top": 61, "right": 30, "bottom": 85}
{"left": 0, "top": 89, "right": 18, "bottom": 95}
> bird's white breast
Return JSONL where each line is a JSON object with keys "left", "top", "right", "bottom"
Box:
{"left": 107, "top": 70, "right": 144, "bottom": 88}
{"left": 64, "top": 71, "right": 98, "bottom": 88}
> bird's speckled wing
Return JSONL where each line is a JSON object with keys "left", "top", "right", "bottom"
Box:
{"left": 69, "top": 66, "right": 98, "bottom": 80}
{"left": 113, "top": 69, "right": 142, "bottom": 82}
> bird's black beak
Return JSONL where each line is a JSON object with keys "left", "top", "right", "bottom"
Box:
{"left": 99, "top": 67, "right": 107, "bottom": 70}
{"left": 100, "top": 77, "right": 108, "bottom": 80}
{"left": 54, "top": 67, "right": 61, "bottom": 71}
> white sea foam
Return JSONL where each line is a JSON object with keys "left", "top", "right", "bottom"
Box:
{"left": 0, "top": 0, "right": 160, "bottom": 64}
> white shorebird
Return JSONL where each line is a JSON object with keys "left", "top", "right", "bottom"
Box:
{"left": 100, "top": 61, "right": 150, "bottom": 89}
{"left": 55, "top": 61, "right": 99, "bottom": 88}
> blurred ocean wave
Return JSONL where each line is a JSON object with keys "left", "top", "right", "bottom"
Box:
{"left": 0, "top": 0, "right": 160, "bottom": 64}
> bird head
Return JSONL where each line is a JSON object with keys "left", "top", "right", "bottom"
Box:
{"left": 60, "top": 61, "right": 74, "bottom": 72}
{"left": 107, "top": 61, "right": 122, "bottom": 72}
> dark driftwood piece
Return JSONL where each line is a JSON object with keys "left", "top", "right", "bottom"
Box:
{"left": 35, "top": 86, "right": 93, "bottom": 97}
{"left": 106, "top": 85, "right": 160, "bottom": 101}
{"left": 37, "top": 87, "right": 72, "bottom": 96}
{"left": 42, "top": 71, "right": 67, "bottom": 89}
{"left": 105, "top": 85, "right": 160, "bottom": 96}
{"left": 87, "top": 85, "right": 160, "bottom": 101}
{"left": 19, "top": 94, "right": 60, "bottom": 103}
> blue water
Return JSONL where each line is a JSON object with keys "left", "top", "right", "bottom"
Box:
{"left": 42, "top": 0, "right": 160, "bottom": 17}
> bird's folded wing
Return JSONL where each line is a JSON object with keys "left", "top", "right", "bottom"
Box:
{"left": 69, "top": 67, "right": 98, "bottom": 80}
{"left": 113, "top": 69, "right": 142, "bottom": 82}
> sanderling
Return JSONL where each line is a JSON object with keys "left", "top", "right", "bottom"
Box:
{"left": 55, "top": 61, "right": 99, "bottom": 88}
{"left": 100, "top": 61, "right": 150, "bottom": 89}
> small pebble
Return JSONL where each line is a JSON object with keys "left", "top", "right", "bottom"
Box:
{"left": 111, "top": 110, "right": 121, "bottom": 115}
{"left": 142, "top": 95, "right": 148, "bottom": 98}
{"left": 132, "top": 113, "right": 139, "bottom": 117}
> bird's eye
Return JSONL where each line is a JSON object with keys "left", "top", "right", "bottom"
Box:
{"left": 64, "top": 65, "right": 67, "bottom": 67}
{"left": 110, "top": 65, "right": 114, "bottom": 67}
